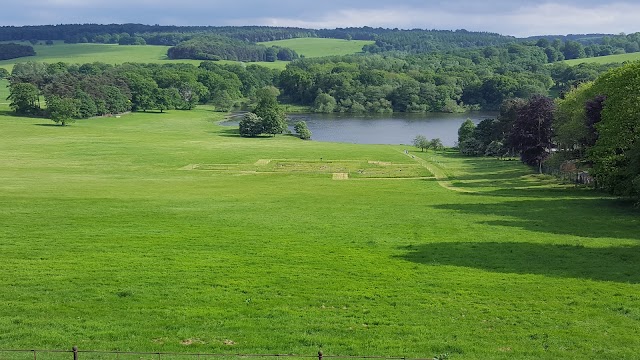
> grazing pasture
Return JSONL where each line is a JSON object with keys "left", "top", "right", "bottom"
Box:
{"left": 259, "top": 38, "right": 374, "bottom": 58}
{"left": 564, "top": 52, "right": 640, "bottom": 65}
{"left": 0, "top": 104, "right": 638, "bottom": 360}
{"left": 0, "top": 43, "right": 286, "bottom": 71}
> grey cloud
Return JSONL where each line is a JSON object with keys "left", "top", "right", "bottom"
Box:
{"left": 0, "top": 1, "right": 638, "bottom": 37}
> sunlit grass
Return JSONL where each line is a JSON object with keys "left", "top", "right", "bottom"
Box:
{"left": 0, "top": 102, "right": 638, "bottom": 359}
{"left": 259, "top": 38, "right": 374, "bottom": 58}
{"left": 564, "top": 52, "right": 640, "bottom": 65}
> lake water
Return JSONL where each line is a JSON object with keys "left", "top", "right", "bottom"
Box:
{"left": 222, "top": 112, "right": 497, "bottom": 146}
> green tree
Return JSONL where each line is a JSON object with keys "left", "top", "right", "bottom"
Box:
{"left": 429, "top": 138, "right": 444, "bottom": 152}
{"left": 46, "top": 95, "right": 79, "bottom": 126}
{"left": 239, "top": 112, "right": 263, "bottom": 137}
{"left": 254, "top": 87, "right": 286, "bottom": 136}
{"left": 0, "top": 68, "right": 9, "bottom": 79}
{"left": 8, "top": 82, "right": 40, "bottom": 115}
{"left": 413, "top": 135, "right": 429, "bottom": 152}
{"left": 457, "top": 119, "right": 476, "bottom": 146}
{"left": 588, "top": 62, "right": 640, "bottom": 197}
{"left": 294, "top": 121, "right": 312, "bottom": 140}
{"left": 312, "top": 93, "right": 337, "bottom": 113}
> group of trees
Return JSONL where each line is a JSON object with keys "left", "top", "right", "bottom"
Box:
{"left": 238, "top": 87, "right": 288, "bottom": 137}
{"left": 0, "top": 43, "right": 35, "bottom": 60}
{"left": 554, "top": 61, "right": 640, "bottom": 198}
{"left": 6, "top": 60, "right": 280, "bottom": 124}
{"left": 455, "top": 61, "right": 640, "bottom": 200}
{"left": 167, "top": 35, "right": 299, "bottom": 62}
{"left": 412, "top": 135, "right": 443, "bottom": 152}
{"left": 456, "top": 96, "right": 555, "bottom": 171}
{"left": 277, "top": 43, "right": 608, "bottom": 114}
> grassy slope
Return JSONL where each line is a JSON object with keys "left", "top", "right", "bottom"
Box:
{"left": 565, "top": 52, "right": 640, "bottom": 65}
{"left": 0, "top": 43, "right": 285, "bottom": 72}
{"left": 0, "top": 38, "right": 374, "bottom": 72}
{"left": 0, "top": 104, "right": 639, "bottom": 359}
{"left": 260, "top": 38, "right": 374, "bottom": 58}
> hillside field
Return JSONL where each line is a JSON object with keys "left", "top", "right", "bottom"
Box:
{"left": 0, "top": 100, "right": 638, "bottom": 360}
{"left": 564, "top": 52, "right": 640, "bottom": 65}
{"left": 259, "top": 38, "right": 374, "bottom": 58}
{"left": 0, "top": 43, "right": 287, "bottom": 72}
{"left": 0, "top": 38, "right": 374, "bottom": 72}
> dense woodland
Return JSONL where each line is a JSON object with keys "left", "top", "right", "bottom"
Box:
{"left": 0, "top": 43, "right": 35, "bottom": 60}
{"left": 3, "top": 24, "right": 640, "bottom": 63}
{"left": 6, "top": 61, "right": 278, "bottom": 124}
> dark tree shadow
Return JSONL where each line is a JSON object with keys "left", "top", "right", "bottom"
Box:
{"left": 432, "top": 197, "right": 640, "bottom": 240}
{"left": 33, "top": 123, "right": 63, "bottom": 127}
{"left": 399, "top": 242, "right": 640, "bottom": 283}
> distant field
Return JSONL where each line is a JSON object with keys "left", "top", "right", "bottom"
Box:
{"left": 260, "top": 38, "right": 374, "bottom": 58}
{"left": 0, "top": 99, "right": 638, "bottom": 359}
{"left": 565, "top": 52, "right": 640, "bottom": 65}
{"left": 0, "top": 43, "right": 288, "bottom": 71}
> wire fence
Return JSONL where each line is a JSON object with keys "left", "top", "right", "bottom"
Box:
{"left": 0, "top": 349, "right": 433, "bottom": 360}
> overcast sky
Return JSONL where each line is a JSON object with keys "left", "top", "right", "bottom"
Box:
{"left": 2, "top": 0, "right": 638, "bottom": 37}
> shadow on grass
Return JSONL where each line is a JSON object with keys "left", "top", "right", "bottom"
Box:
{"left": 400, "top": 242, "right": 640, "bottom": 283}
{"left": 33, "top": 123, "right": 63, "bottom": 127}
{"left": 433, "top": 197, "right": 640, "bottom": 240}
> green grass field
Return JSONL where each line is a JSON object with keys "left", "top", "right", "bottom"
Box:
{"left": 565, "top": 52, "right": 640, "bottom": 65}
{"left": 0, "top": 38, "right": 374, "bottom": 73}
{"left": 0, "top": 101, "right": 638, "bottom": 359}
{"left": 0, "top": 43, "right": 287, "bottom": 72}
{"left": 260, "top": 38, "right": 374, "bottom": 58}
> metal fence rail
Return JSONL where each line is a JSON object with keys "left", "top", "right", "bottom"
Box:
{"left": 0, "top": 349, "right": 433, "bottom": 360}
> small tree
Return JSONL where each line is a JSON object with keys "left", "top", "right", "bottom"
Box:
{"left": 413, "top": 135, "right": 429, "bottom": 152}
{"left": 429, "top": 138, "right": 444, "bottom": 152}
{"left": 239, "top": 112, "right": 263, "bottom": 137}
{"left": 294, "top": 121, "right": 312, "bottom": 140}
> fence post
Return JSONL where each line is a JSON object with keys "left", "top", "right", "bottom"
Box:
{"left": 32, "top": 350, "right": 36, "bottom": 360}
{"left": 73, "top": 346, "right": 78, "bottom": 360}
{"left": 318, "top": 351, "right": 323, "bottom": 360}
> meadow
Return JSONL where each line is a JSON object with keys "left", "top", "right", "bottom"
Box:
{"left": 259, "top": 38, "right": 374, "bottom": 58}
{"left": 0, "top": 97, "right": 638, "bottom": 360}
{"left": 564, "top": 52, "right": 640, "bottom": 65}
{"left": 0, "top": 38, "right": 375, "bottom": 73}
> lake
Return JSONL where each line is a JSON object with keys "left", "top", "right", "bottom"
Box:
{"left": 222, "top": 112, "right": 497, "bottom": 146}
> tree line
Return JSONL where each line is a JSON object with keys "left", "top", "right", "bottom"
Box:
{"left": 167, "top": 35, "right": 299, "bottom": 62}
{"left": 453, "top": 61, "right": 640, "bottom": 200}
{"left": 0, "top": 43, "right": 35, "bottom": 61}
{"left": 6, "top": 60, "right": 279, "bottom": 124}
{"left": 277, "top": 45, "right": 617, "bottom": 114}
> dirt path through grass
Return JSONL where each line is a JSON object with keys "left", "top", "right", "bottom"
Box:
{"left": 396, "top": 148, "right": 474, "bottom": 193}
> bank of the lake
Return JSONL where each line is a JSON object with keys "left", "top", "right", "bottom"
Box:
{"left": 222, "top": 112, "right": 496, "bottom": 146}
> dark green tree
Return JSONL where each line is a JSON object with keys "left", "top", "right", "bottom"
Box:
{"left": 8, "top": 82, "right": 40, "bottom": 115}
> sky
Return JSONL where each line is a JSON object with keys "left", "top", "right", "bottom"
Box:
{"left": 1, "top": 0, "right": 639, "bottom": 37}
